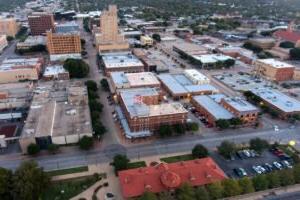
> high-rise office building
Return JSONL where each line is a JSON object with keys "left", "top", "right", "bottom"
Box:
{"left": 28, "top": 12, "right": 55, "bottom": 35}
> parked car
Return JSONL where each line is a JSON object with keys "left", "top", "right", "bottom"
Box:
{"left": 243, "top": 149, "right": 251, "bottom": 158}
{"left": 234, "top": 168, "right": 247, "bottom": 177}
{"left": 252, "top": 166, "right": 265, "bottom": 174}
{"left": 236, "top": 151, "right": 245, "bottom": 159}
{"left": 281, "top": 160, "right": 293, "bottom": 169}
{"left": 273, "top": 161, "right": 283, "bottom": 170}
{"left": 264, "top": 163, "right": 273, "bottom": 172}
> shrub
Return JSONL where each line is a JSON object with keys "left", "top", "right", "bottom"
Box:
{"left": 192, "top": 144, "right": 208, "bottom": 159}
{"left": 79, "top": 136, "right": 94, "bottom": 150}
{"left": 27, "top": 143, "right": 40, "bottom": 155}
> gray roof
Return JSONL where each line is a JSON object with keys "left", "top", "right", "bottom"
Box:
{"left": 250, "top": 88, "right": 300, "bottom": 113}
{"left": 222, "top": 97, "right": 258, "bottom": 112}
{"left": 55, "top": 22, "right": 79, "bottom": 33}
{"left": 209, "top": 94, "right": 227, "bottom": 103}
{"left": 193, "top": 95, "right": 234, "bottom": 120}
{"left": 110, "top": 72, "right": 129, "bottom": 85}
{"left": 158, "top": 74, "right": 186, "bottom": 94}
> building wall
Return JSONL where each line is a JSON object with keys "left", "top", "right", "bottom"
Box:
{"left": 141, "top": 36, "right": 153, "bottom": 46}
{"left": 255, "top": 61, "right": 295, "bottom": 81}
{"left": 0, "top": 35, "right": 8, "bottom": 53}
{"left": 46, "top": 31, "right": 81, "bottom": 55}
{"left": 104, "top": 65, "right": 144, "bottom": 76}
{"left": 190, "top": 98, "right": 217, "bottom": 126}
{"left": 293, "top": 69, "right": 300, "bottom": 80}
{"left": 0, "top": 68, "right": 39, "bottom": 83}
{"left": 0, "top": 18, "right": 19, "bottom": 37}
{"left": 28, "top": 14, "right": 55, "bottom": 35}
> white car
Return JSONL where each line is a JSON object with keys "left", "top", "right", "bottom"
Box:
{"left": 252, "top": 166, "right": 263, "bottom": 174}
{"left": 273, "top": 161, "right": 283, "bottom": 170}
{"left": 274, "top": 125, "right": 279, "bottom": 131}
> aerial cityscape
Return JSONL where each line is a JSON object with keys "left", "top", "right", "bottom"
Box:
{"left": 1, "top": 0, "right": 300, "bottom": 199}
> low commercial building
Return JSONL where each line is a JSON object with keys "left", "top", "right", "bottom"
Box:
{"left": 158, "top": 73, "right": 218, "bottom": 100}
{"left": 217, "top": 46, "right": 255, "bottom": 64}
{"left": 220, "top": 97, "right": 259, "bottom": 125}
{"left": 250, "top": 88, "right": 300, "bottom": 118}
{"left": 19, "top": 81, "right": 92, "bottom": 153}
{"left": 110, "top": 71, "right": 160, "bottom": 93}
{"left": 140, "top": 35, "right": 153, "bottom": 46}
{"left": 191, "top": 95, "right": 234, "bottom": 126}
{"left": 0, "top": 17, "right": 19, "bottom": 37}
{"left": 43, "top": 65, "right": 70, "bottom": 81}
{"left": 173, "top": 42, "right": 208, "bottom": 58}
{"left": 184, "top": 69, "right": 210, "bottom": 85}
{"left": 101, "top": 53, "right": 144, "bottom": 75}
{"left": 255, "top": 59, "right": 295, "bottom": 81}
{"left": 0, "top": 57, "right": 43, "bottom": 84}
{"left": 16, "top": 36, "right": 46, "bottom": 50}
{"left": 119, "top": 157, "right": 227, "bottom": 199}
{"left": 0, "top": 35, "right": 8, "bottom": 53}
{"left": 191, "top": 54, "right": 234, "bottom": 68}
{"left": 248, "top": 37, "right": 276, "bottom": 49}
{"left": 117, "top": 88, "right": 188, "bottom": 136}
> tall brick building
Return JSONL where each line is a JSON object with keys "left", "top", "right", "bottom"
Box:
{"left": 28, "top": 13, "right": 55, "bottom": 35}
{"left": 0, "top": 17, "right": 19, "bottom": 37}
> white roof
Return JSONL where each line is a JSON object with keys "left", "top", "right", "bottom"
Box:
{"left": 192, "top": 54, "right": 233, "bottom": 64}
{"left": 43, "top": 65, "right": 67, "bottom": 76}
{"left": 184, "top": 69, "right": 210, "bottom": 83}
{"left": 102, "top": 53, "right": 144, "bottom": 69}
{"left": 256, "top": 59, "right": 294, "bottom": 69}
{"left": 222, "top": 97, "right": 258, "bottom": 112}
{"left": 111, "top": 72, "right": 160, "bottom": 88}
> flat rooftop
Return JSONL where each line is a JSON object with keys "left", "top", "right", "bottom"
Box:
{"left": 43, "top": 65, "right": 67, "bottom": 76}
{"left": 173, "top": 42, "right": 208, "bottom": 55}
{"left": 193, "top": 95, "right": 234, "bottom": 120}
{"left": 222, "top": 97, "right": 258, "bottom": 112}
{"left": 21, "top": 81, "right": 92, "bottom": 139}
{"left": 184, "top": 69, "right": 210, "bottom": 83}
{"left": 192, "top": 54, "right": 233, "bottom": 64}
{"left": 250, "top": 88, "right": 300, "bottom": 113}
{"left": 0, "top": 57, "right": 42, "bottom": 72}
{"left": 256, "top": 59, "right": 294, "bottom": 69}
{"left": 55, "top": 21, "right": 80, "bottom": 33}
{"left": 111, "top": 72, "right": 160, "bottom": 88}
{"left": 102, "top": 53, "right": 144, "bottom": 69}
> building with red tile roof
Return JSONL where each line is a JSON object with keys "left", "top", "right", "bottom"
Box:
{"left": 273, "top": 22, "right": 300, "bottom": 47}
{"left": 118, "top": 157, "right": 227, "bottom": 199}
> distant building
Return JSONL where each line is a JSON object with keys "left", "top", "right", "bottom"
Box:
{"left": 19, "top": 81, "right": 92, "bottom": 153}
{"left": 46, "top": 23, "right": 81, "bottom": 61}
{"left": 0, "top": 57, "right": 44, "bottom": 84}
{"left": 95, "top": 5, "right": 129, "bottom": 53}
{"left": 0, "top": 17, "right": 19, "bottom": 37}
{"left": 273, "top": 21, "right": 300, "bottom": 47}
{"left": 43, "top": 65, "right": 69, "bottom": 81}
{"left": 184, "top": 69, "right": 210, "bottom": 85}
{"left": 248, "top": 37, "right": 276, "bottom": 49}
{"left": 0, "top": 35, "right": 8, "bottom": 53}
{"left": 189, "top": 54, "right": 234, "bottom": 69}
{"left": 250, "top": 88, "right": 300, "bottom": 119}
{"left": 28, "top": 12, "right": 55, "bottom": 35}
{"left": 16, "top": 36, "right": 46, "bottom": 50}
{"left": 255, "top": 59, "right": 295, "bottom": 81}
{"left": 217, "top": 46, "right": 255, "bottom": 64}
{"left": 140, "top": 35, "right": 153, "bottom": 46}
{"left": 100, "top": 52, "right": 144, "bottom": 75}
{"left": 119, "top": 157, "right": 227, "bottom": 199}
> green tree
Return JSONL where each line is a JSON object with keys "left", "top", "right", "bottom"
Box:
{"left": 159, "top": 124, "right": 173, "bottom": 138}
{"left": 63, "top": 59, "right": 89, "bottom": 78}
{"left": 47, "top": 144, "right": 59, "bottom": 154}
{"left": 192, "top": 144, "right": 208, "bottom": 159}
{"left": 139, "top": 191, "right": 158, "bottom": 200}
{"left": 222, "top": 179, "right": 241, "bottom": 197}
{"left": 89, "top": 100, "right": 103, "bottom": 112}
{"left": 249, "top": 138, "right": 269, "bottom": 153}
{"left": 279, "top": 41, "right": 295, "bottom": 48}
{"left": 79, "top": 136, "right": 94, "bottom": 150}
{"left": 279, "top": 169, "right": 295, "bottom": 186}
{"left": 158, "top": 191, "right": 173, "bottom": 200}
{"left": 290, "top": 48, "right": 300, "bottom": 60}
{"left": 229, "top": 118, "right": 243, "bottom": 127}
{"left": 0, "top": 168, "right": 13, "bottom": 200}
{"left": 238, "top": 177, "right": 255, "bottom": 194}
{"left": 176, "top": 183, "right": 196, "bottom": 200}
{"left": 85, "top": 80, "right": 98, "bottom": 91}
{"left": 293, "top": 164, "right": 300, "bottom": 183}
{"left": 215, "top": 119, "right": 230, "bottom": 129}
{"left": 172, "top": 124, "right": 185, "bottom": 135}
{"left": 6, "top": 36, "right": 14, "bottom": 41}
{"left": 100, "top": 79, "right": 110, "bottom": 92}
{"left": 112, "top": 154, "right": 130, "bottom": 173}
{"left": 252, "top": 175, "right": 269, "bottom": 191}
{"left": 217, "top": 140, "right": 236, "bottom": 159}
{"left": 206, "top": 181, "right": 224, "bottom": 200}
{"left": 152, "top": 33, "right": 161, "bottom": 42}
{"left": 13, "top": 161, "right": 50, "bottom": 200}
{"left": 195, "top": 186, "right": 210, "bottom": 200}
{"left": 93, "top": 122, "right": 107, "bottom": 137}
{"left": 186, "top": 122, "right": 199, "bottom": 131}
{"left": 27, "top": 143, "right": 40, "bottom": 155}
{"left": 266, "top": 172, "right": 281, "bottom": 188}
{"left": 224, "top": 59, "right": 235, "bottom": 68}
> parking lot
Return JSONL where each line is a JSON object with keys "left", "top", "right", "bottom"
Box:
{"left": 213, "top": 72, "right": 281, "bottom": 92}
{"left": 212, "top": 148, "right": 294, "bottom": 179}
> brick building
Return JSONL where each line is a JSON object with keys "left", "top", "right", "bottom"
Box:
{"left": 28, "top": 12, "right": 55, "bottom": 35}
{"left": 0, "top": 17, "right": 19, "bottom": 37}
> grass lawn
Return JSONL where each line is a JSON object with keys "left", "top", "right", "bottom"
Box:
{"left": 46, "top": 166, "right": 89, "bottom": 177}
{"left": 127, "top": 161, "right": 147, "bottom": 169}
{"left": 41, "top": 174, "right": 101, "bottom": 200}
{"left": 160, "top": 154, "right": 194, "bottom": 163}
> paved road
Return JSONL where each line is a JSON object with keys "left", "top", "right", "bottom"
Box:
{"left": 0, "top": 126, "right": 299, "bottom": 171}
{"left": 265, "top": 191, "right": 300, "bottom": 200}
{"left": 0, "top": 40, "right": 18, "bottom": 62}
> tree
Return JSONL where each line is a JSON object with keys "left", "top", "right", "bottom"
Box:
{"left": 176, "top": 183, "right": 196, "bottom": 200}
{"left": 249, "top": 138, "right": 269, "bottom": 153}
{"left": 186, "top": 122, "right": 199, "bottom": 131}
{"left": 172, "top": 124, "right": 185, "bottom": 135}
{"left": 266, "top": 172, "right": 281, "bottom": 189}
{"left": 206, "top": 181, "right": 224, "bottom": 200}
{"left": 85, "top": 80, "right": 98, "bottom": 91}
{"left": 252, "top": 175, "right": 269, "bottom": 191}
{"left": 279, "top": 169, "right": 295, "bottom": 186}
{"left": 79, "top": 136, "right": 94, "bottom": 150}
{"left": 100, "top": 78, "right": 110, "bottom": 92}
{"left": 0, "top": 168, "right": 13, "bottom": 200}
{"left": 280, "top": 41, "right": 295, "bottom": 49}
{"left": 6, "top": 36, "right": 14, "bottom": 41}
{"left": 159, "top": 124, "right": 173, "bottom": 138}
{"left": 47, "top": 144, "right": 59, "bottom": 154}
{"left": 158, "top": 191, "right": 173, "bottom": 200}
{"left": 293, "top": 164, "right": 300, "bottom": 183}
{"left": 13, "top": 161, "right": 50, "bottom": 200}
{"left": 215, "top": 119, "right": 230, "bottom": 130}
{"left": 93, "top": 122, "right": 107, "bottom": 137}
{"left": 192, "top": 144, "right": 208, "bottom": 159}
{"left": 222, "top": 179, "right": 241, "bottom": 197}
{"left": 152, "top": 33, "right": 161, "bottom": 42}
{"left": 89, "top": 100, "right": 103, "bottom": 112}
{"left": 290, "top": 48, "right": 300, "bottom": 60}
{"left": 224, "top": 59, "right": 235, "bottom": 68}
{"left": 238, "top": 177, "right": 255, "bottom": 194}
{"left": 217, "top": 140, "right": 236, "bottom": 159}
{"left": 112, "top": 154, "right": 130, "bottom": 173}
{"left": 229, "top": 118, "right": 243, "bottom": 127}
{"left": 63, "top": 59, "right": 89, "bottom": 78}
{"left": 195, "top": 186, "right": 210, "bottom": 200}
{"left": 139, "top": 191, "right": 158, "bottom": 200}
{"left": 27, "top": 143, "right": 40, "bottom": 155}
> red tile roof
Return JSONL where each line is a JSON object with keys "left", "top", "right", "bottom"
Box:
{"left": 118, "top": 157, "right": 227, "bottom": 198}
{"left": 273, "top": 30, "right": 300, "bottom": 43}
